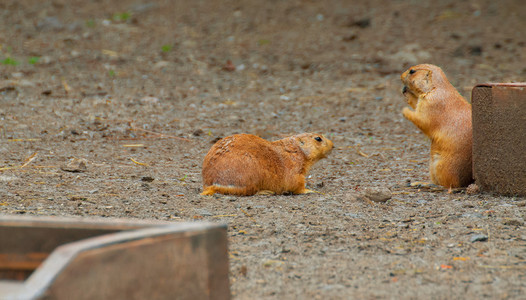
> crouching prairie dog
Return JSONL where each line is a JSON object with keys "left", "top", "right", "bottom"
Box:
{"left": 401, "top": 64, "right": 473, "bottom": 188}
{"left": 201, "top": 133, "right": 333, "bottom": 196}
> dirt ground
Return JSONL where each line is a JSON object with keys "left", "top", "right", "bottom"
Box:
{"left": 1, "top": 0, "right": 526, "bottom": 298}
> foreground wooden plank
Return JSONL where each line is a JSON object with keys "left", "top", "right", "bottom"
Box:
{"left": 0, "top": 216, "right": 230, "bottom": 300}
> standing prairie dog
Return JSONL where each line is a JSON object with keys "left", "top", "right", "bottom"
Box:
{"left": 401, "top": 64, "right": 473, "bottom": 188}
{"left": 201, "top": 133, "right": 333, "bottom": 196}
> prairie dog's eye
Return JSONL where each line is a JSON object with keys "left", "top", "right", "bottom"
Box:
{"left": 314, "top": 136, "right": 322, "bottom": 142}
{"left": 409, "top": 69, "right": 416, "bottom": 74}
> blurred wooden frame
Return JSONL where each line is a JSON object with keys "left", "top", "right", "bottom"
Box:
{"left": 0, "top": 215, "right": 230, "bottom": 300}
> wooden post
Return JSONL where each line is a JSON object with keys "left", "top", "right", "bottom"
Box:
{"left": 472, "top": 83, "right": 526, "bottom": 196}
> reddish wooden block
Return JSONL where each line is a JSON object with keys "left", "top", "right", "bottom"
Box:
{"left": 472, "top": 83, "right": 526, "bottom": 196}
{"left": 0, "top": 216, "right": 230, "bottom": 300}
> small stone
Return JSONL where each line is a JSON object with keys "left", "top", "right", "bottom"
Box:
{"left": 140, "top": 96, "right": 159, "bottom": 104}
{"left": 469, "top": 45, "right": 483, "bottom": 56}
{"left": 239, "top": 265, "right": 247, "bottom": 277}
{"left": 153, "top": 61, "right": 170, "bottom": 69}
{"left": 36, "top": 17, "right": 64, "bottom": 31}
{"left": 192, "top": 129, "right": 204, "bottom": 136}
{"left": 343, "top": 212, "right": 361, "bottom": 218}
{"left": 131, "top": 3, "right": 158, "bottom": 13}
{"left": 502, "top": 219, "right": 524, "bottom": 227}
{"left": 466, "top": 183, "right": 480, "bottom": 195}
{"left": 71, "top": 50, "right": 81, "bottom": 58}
{"left": 345, "top": 193, "right": 358, "bottom": 202}
{"left": 388, "top": 43, "right": 431, "bottom": 65}
{"left": 61, "top": 158, "right": 87, "bottom": 172}
{"left": 222, "top": 60, "right": 236, "bottom": 72}
{"left": 470, "top": 234, "right": 488, "bottom": 243}
{"left": 462, "top": 212, "right": 484, "bottom": 219}
{"left": 364, "top": 186, "right": 392, "bottom": 203}
{"left": 342, "top": 34, "right": 358, "bottom": 42}
{"left": 196, "top": 209, "right": 213, "bottom": 216}
{"left": 141, "top": 176, "right": 155, "bottom": 182}
{"left": 40, "top": 56, "right": 53, "bottom": 65}
{"left": 0, "top": 175, "right": 17, "bottom": 182}
{"left": 18, "top": 80, "right": 36, "bottom": 88}
{"left": 349, "top": 18, "right": 371, "bottom": 28}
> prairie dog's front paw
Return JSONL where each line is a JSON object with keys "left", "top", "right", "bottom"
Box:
{"left": 402, "top": 106, "right": 413, "bottom": 116}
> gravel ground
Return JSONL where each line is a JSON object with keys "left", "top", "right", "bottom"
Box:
{"left": 1, "top": 0, "right": 525, "bottom": 298}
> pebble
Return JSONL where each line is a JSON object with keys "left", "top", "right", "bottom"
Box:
{"left": 196, "top": 209, "right": 213, "bottom": 216}
{"left": 223, "top": 196, "right": 236, "bottom": 202}
{"left": 71, "top": 50, "right": 81, "bottom": 58}
{"left": 320, "top": 284, "right": 345, "bottom": 291}
{"left": 40, "top": 56, "right": 53, "bottom": 65}
{"left": 350, "top": 18, "right": 371, "bottom": 28}
{"left": 466, "top": 183, "right": 480, "bottom": 195}
{"left": 192, "top": 129, "right": 204, "bottom": 136}
{"left": 141, "top": 176, "right": 155, "bottom": 182}
{"left": 343, "top": 212, "right": 361, "bottom": 218}
{"left": 131, "top": 2, "right": 158, "bottom": 13}
{"left": 470, "top": 234, "right": 488, "bottom": 243}
{"left": 153, "top": 61, "right": 170, "bottom": 69}
{"left": 462, "top": 212, "right": 484, "bottom": 219}
{"left": 61, "top": 158, "right": 88, "bottom": 172}
{"left": 140, "top": 96, "right": 159, "bottom": 104}
{"left": 502, "top": 219, "right": 524, "bottom": 227}
{"left": 363, "top": 186, "right": 392, "bottom": 203}
{"left": 0, "top": 175, "right": 17, "bottom": 182}
{"left": 36, "top": 17, "right": 64, "bottom": 31}
{"left": 388, "top": 43, "right": 431, "bottom": 65}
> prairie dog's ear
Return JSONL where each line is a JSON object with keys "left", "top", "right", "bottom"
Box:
{"left": 298, "top": 137, "right": 311, "bottom": 156}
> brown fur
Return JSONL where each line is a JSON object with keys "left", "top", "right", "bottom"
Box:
{"left": 401, "top": 64, "right": 473, "bottom": 188}
{"left": 201, "top": 133, "right": 333, "bottom": 196}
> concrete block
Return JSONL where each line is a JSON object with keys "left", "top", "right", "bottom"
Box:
{"left": 472, "top": 83, "right": 526, "bottom": 196}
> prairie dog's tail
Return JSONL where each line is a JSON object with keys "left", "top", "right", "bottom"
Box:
{"left": 201, "top": 184, "right": 253, "bottom": 196}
